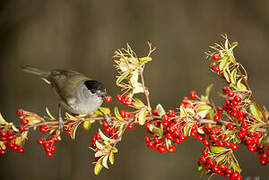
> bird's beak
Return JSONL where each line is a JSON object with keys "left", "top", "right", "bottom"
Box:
{"left": 98, "top": 91, "right": 107, "bottom": 98}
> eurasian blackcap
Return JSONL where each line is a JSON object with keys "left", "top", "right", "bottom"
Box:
{"left": 21, "top": 65, "right": 107, "bottom": 130}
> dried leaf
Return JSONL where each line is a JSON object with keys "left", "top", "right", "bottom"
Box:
{"left": 99, "top": 129, "right": 116, "bottom": 142}
{"left": 0, "top": 113, "right": 8, "bottom": 125}
{"left": 71, "top": 124, "right": 79, "bottom": 139}
{"left": 132, "top": 98, "right": 145, "bottom": 108}
{"left": 210, "top": 146, "right": 228, "bottom": 154}
{"left": 205, "top": 84, "right": 214, "bottom": 98}
{"left": 116, "top": 71, "right": 130, "bottom": 85}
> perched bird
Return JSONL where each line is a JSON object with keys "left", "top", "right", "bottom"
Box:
{"left": 21, "top": 65, "right": 107, "bottom": 130}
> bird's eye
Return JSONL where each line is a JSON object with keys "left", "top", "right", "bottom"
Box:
{"left": 90, "top": 89, "right": 96, "bottom": 94}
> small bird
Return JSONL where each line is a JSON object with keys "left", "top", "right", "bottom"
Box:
{"left": 21, "top": 65, "right": 107, "bottom": 130}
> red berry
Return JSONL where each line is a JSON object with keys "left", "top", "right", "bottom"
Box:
{"left": 227, "top": 90, "right": 234, "bottom": 97}
{"left": 167, "top": 110, "right": 175, "bottom": 117}
{"left": 200, "top": 156, "right": 206, "bottom": 163}
{"left": 19, "top": 126, "right": 26, "bottom": 132}
{"left": 225, "top": 168, "right": 233, "bottom": 174}
{"left": 190, "top": 91, "right": 197, "bottom": 99}
{"left": 127, "top": 123, "right": 134, "bottom": 129}
{"left": 147, "top": 142, "right": 154, "bottom": 149}
{"left": 37, "top": 139, "right": 44, "bottom": 145}
{"left": 234, "top": 96, "right": 241, "bottom": 102}
{"left": 231, "top": 144, "right": 239, "bottom": 150}
{"left": 203, "top": 139, "right": 210, "bottom": 146}
{"left": 46, "top": 151, "right": 54, "bottom": 157}
{"left": 21, "top": 118, "right": 29, "bottom": 125}
{"left": 219, "top": 163, "right": 226, "bottom": 170}
{"left": 248, "top": 145, "right": 256, "bottom": 152}
{"left": 168, "top": 145, "right": 176, "bottom": 152}
{"left": 162, "top": 120, "right": 169, "bottom": 127}
{"left": 102, "top": 121, "right": 109, "bottom": 128}
{"left": 120, "top": 110, "right": 127, "bottom": 118}
{"left": 227, "top": 123, "right": 234, "bottom": 130}
{"left": 96, "top": 133, "right": 101, "bottom": 140}
{"left": 0, "top": 149, "right": 6, "bottom": 155}
{"left": 16, "top": 109, "right": 24, "bottom": 117}
{"left": 116, "top": 95, "right": 123, "bottom": 102}
{"left": 144, "top": 122, "right": 150, "bottom": 129}
{"left": 104, "top": 96, "right": 112, "bottom": 103}
{"left": 145, "top": 136, "right": 151, "bottom": 143}
{"left": 214, "top": 114, "right": 220, "bottom": 122}
{"left": 40, "top": 125, "right": 48, "bottom": 133}
{"left": 166, "top": 133, "right": 173, "bottom": 140}
{"left": 65, "top": 130, "right": 71, "bottom": 135}
{"left": 212, "top": 53, "right": 220, "bottom": 61}
{"left": 17, "top": 147, "right": 24, "bottom": 153}
{"left": 152, "top": 109, "right": 158, "bottom": 116}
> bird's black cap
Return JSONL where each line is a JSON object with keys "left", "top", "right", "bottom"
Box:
{"left": 84, "top": 80, "right": 106, "bottom": 94}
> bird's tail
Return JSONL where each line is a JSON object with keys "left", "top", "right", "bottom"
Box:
{"left": 21, "top": 65, "right": 50, "bottom": 78}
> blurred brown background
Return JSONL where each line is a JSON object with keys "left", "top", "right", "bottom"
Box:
{"left": 0, "top": 0, "right": 268, "bottom": 180}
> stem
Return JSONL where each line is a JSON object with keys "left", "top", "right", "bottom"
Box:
{"left": 238, "top": 68, "right": 267, "bottom": 129}
{"left": 139, "top": 67, "right": 151, "bottom": 111}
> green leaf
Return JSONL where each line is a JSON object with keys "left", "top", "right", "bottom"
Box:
{"left": 102, "top": 155, "right": 109, "bottom": 169}
{"left": 46, "top": 107, "right": 56, "bottom": 120}
{"left": 210, "top": 146, "right": 228, "bottom": 154}
{"left": 94, "top": 160, "right": 103, "bottom": 175}
{"left": 114, "top": 107, "right": 124, "bottom": 121}
{"left": 219, "top": 56, "right": 229, "bottom": 70}
{"left": 116, "top": 71, "right": 130, "bottom": 85}
{"left": 205, "top": 84, "right": 214, "bottom": 97}
{"left": 156, "top": 104, "right": 166, "bottom": 117}
{"left": 71, "top": 124, "right": 79, "bottom": 139}
{"left": 249, "top": 104, "right": 262, "bottom": 121}
{"left": 138, "top": 109, "right": 146, "bottom": 125}
{"left": 132, "top": 98, "right": 145, "bottom": 108}
{"left": 83, "top": 121, "right": 91, "bottom": 131}
{"left": 109, "top": 152, "right": 115, "bottom": 165}
{"left": 140, "top": 57, "right": 152, "bottom": 64}
{"left": 230, "top": 159, "right": 242, "bottom": 173}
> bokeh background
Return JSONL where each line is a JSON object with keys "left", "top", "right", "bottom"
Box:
{"left": 0, "top": 0, "right": 268, "bottom": 180}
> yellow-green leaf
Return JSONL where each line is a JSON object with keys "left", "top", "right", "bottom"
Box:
{"left": 94, "top": 160, "right": 103, "bottom": 175}
{"left": 83, "top": 121, "right": 91, "bottom": 131}
{"left": 140, "top": 57, "right": 152, "bottom": 64}
{"left": 96, "top": 107, "right": 111, "bottom": 115}
{"left": 102, "top": 155, "right": 109, "bottom": 169}
{"left": 109, "top": 152, "right": 114, "bottom": 165}
{"left": 99, "top": 129, "right": 116, "bottom": 142}
{"left": 0, "top": 113, "right": 8, "bottom": 125}
{"left": 71, "top": 124, "right": 79, "bottom": 139}
{"left": 138, "top": 109, "right": 146, "bottom": 125}
{"left": 116, "top": 71, "right": 130, "bottom": 85}
{"left": 219, "top": 56, "right": 229, "bottom": 70}
{"left": 112, "top": 147, "right": 118, "bottom": 153}
{"left": 236, "top": 79, "right": 247, "bottom": 91}
{"left": 95, "top": 151, "right": 105, "bottom": 158}
{"left": 249, "top": 104, "right": 262, "bottom": 121}
{"left": 95, "top": 140, "right": 104, "bottom": 150}
{"left": 230, "top": 159, "right": 242, "bottom": 173}
{"left": 132, "top": 98, "right": 145, "bottom": 108}
{"left": 230, "top": 68, "right": 237, "bottom": 85}
{"left": 156, "top": 104, "right": 165, "bottom": 117}
{"left": 205, "top": 84, "right": 214, "bottom": 98}
{"left": 46, "top": 107, "right": 56, "bottom": 120}
{"left": 210, "top": 146, "right": 228, "bottom": 153}
{"left": 114, "top": 107, "right": 124, "bottom": 121}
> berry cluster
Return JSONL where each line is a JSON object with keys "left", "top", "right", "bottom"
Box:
{"left": 144, "top": 109, "right": 185, "bottom": 153}
{"left": 37, "top": 136, "right": 59, "bottom": 157}
{"left": 116, "top": 94, "right": 132, "bottom": 106}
